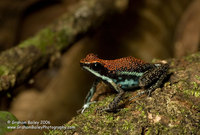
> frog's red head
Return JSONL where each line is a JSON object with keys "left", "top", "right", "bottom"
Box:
{"left": 80, "top": 53, "right": 105, "bottom": 74}
{"left": 80, "top": 53, "right": 100, "bottom": 64}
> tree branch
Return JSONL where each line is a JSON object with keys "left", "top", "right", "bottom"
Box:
{"left": 0, "top": 0, "right": 128, "bottom": 91}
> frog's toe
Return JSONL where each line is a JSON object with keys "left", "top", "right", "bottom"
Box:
{"left": 147, "top": 89, "right": 153, "bottom": 97}
{"left": 96, "top": 106, "right": 120, "bottom": 113}
{"left": 104, "top": 107, "right": 121, "bottom": 113}
{"left": 80, "top": 101, "right": 96, "bottom": 113}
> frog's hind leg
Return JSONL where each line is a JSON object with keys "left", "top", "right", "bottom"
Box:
{"left": 139, "top": 63, "right": 169, "bottom": 96}
{"left": 146, "top": 69, "right": 168, "bottom": 96}
{"left": 129, "top": 64, "right": 169, "bottom": 101}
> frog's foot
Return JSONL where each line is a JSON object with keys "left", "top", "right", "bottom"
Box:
{"left": 103, "top": 107, "right": 121, "bottom": 113}
{"left": 147, "top": 89, "right": 153, "bottom": 97}
{"left": 80, "top": 101, "right": 96, "bottom": 113}
{"left": 95, "top": 106, "right": 120, "bottom": 114}
{"left": 96, "top": 100, "right": 121, "bottom": 113}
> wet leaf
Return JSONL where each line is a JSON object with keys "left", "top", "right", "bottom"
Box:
{"left": 0, "top": 111, "right": 18, "bottom": 135}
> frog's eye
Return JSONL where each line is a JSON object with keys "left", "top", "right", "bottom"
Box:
{"left": 91, "top": 62, "right": 102, "bottom": 71}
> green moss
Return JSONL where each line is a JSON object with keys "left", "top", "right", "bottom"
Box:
{"left": 122, "top": 120, "right": 129, "bottom": 130}
{"left": 10, "top": 74, "right": 16, "bottom": 87}
{"left": 16, "top": 65, "right": 23, "bottom": 72}
{"left": 121, "top": 108, "right": 129, "bottom": 113}
{"left": 136, "top": 105, "right": 143, "bottom": 111}
{"left": 140, "top": 111, "right": 146, "bottom": 118}
{"left": 121, "top": 120, "right": 134, "bottom": 131}
{"left": 180, "top": 108, "right": 185, "bottom": 113}
{"left": 56, "top": 29, "right": 70, "bottom": 50}
{"left": 83, "top": 104, "right": 95, "bottom": 117}
{"left": 172, "top": 81, "right": 190, "bottom": 92}
{"left": 164, "top": 82, "right": 171, "bottom": 87}
{"left": 151, "top": 58, "right": 161, "bottom": 63}
{"left": 191, "top": 82, "right": 198, "bottom": 89}
{"left": 19, "top": 28, "right": 55, "bottom": 53}
{"left": 68, "top": 123, "right": 78, "bottom": 127}
{"left": 185, "top": 55, "right": 195, "bottom": 62}
{"left": 193, "top": 90, "right": 200, "bottom": 97}
{"left": 170, "top": 61, "right": 175, "bottom": 66}
{"left": 83, "top": 125, "right": 89, "bottom": 132}
{"left": 195, "top": 75, "right": 200, "bottom": 81}
{"left": 0, "top": 66, "right": 10, "bottom": 76}
{"left": 145, "top": 128, "right": 151, "bottom": 135}
{"left": 0, "top": 111, "right": 19, "bottom": 135}
{"left": 106, "top": 115, "right": 114, "bottom": 121}
{"left": 185, "top": 53, "right": 200, "bottom": 63}
{"left": 181, "top": 81, "right": 200, "bottom": 97}
{"left": 156, "top": 112, "right": 160, "bottom": 115}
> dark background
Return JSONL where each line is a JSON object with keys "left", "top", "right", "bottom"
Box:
{"left": 0, "top": 0, "right": 199, "bottom": 134}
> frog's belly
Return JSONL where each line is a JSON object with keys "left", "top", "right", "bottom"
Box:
{"left": 114, "top": 79, "right": 139, "bottom": 89}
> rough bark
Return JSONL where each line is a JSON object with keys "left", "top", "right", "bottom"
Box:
{"left": 0, "top": 0, "right": 128, "bottom": 91}
{"left": 49, "top": 52, "right": 200, "bottom": 135}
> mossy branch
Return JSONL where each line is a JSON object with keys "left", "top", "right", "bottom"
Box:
{"left": 0, "top": 0, "right": 128, "bottom": 91}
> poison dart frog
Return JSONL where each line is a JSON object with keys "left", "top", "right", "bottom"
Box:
{"left": 80, "top": 53, "right": 169, "bottom": 113}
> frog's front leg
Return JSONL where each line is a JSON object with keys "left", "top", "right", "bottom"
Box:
{"left": 80, "top": 79, "right": 99, "bottom": 113}
{"left": 139, "top": 63, "right": 169, "bottom": 96}
{"left": 102, "top": 82, "right": 125, "bottom": 112}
